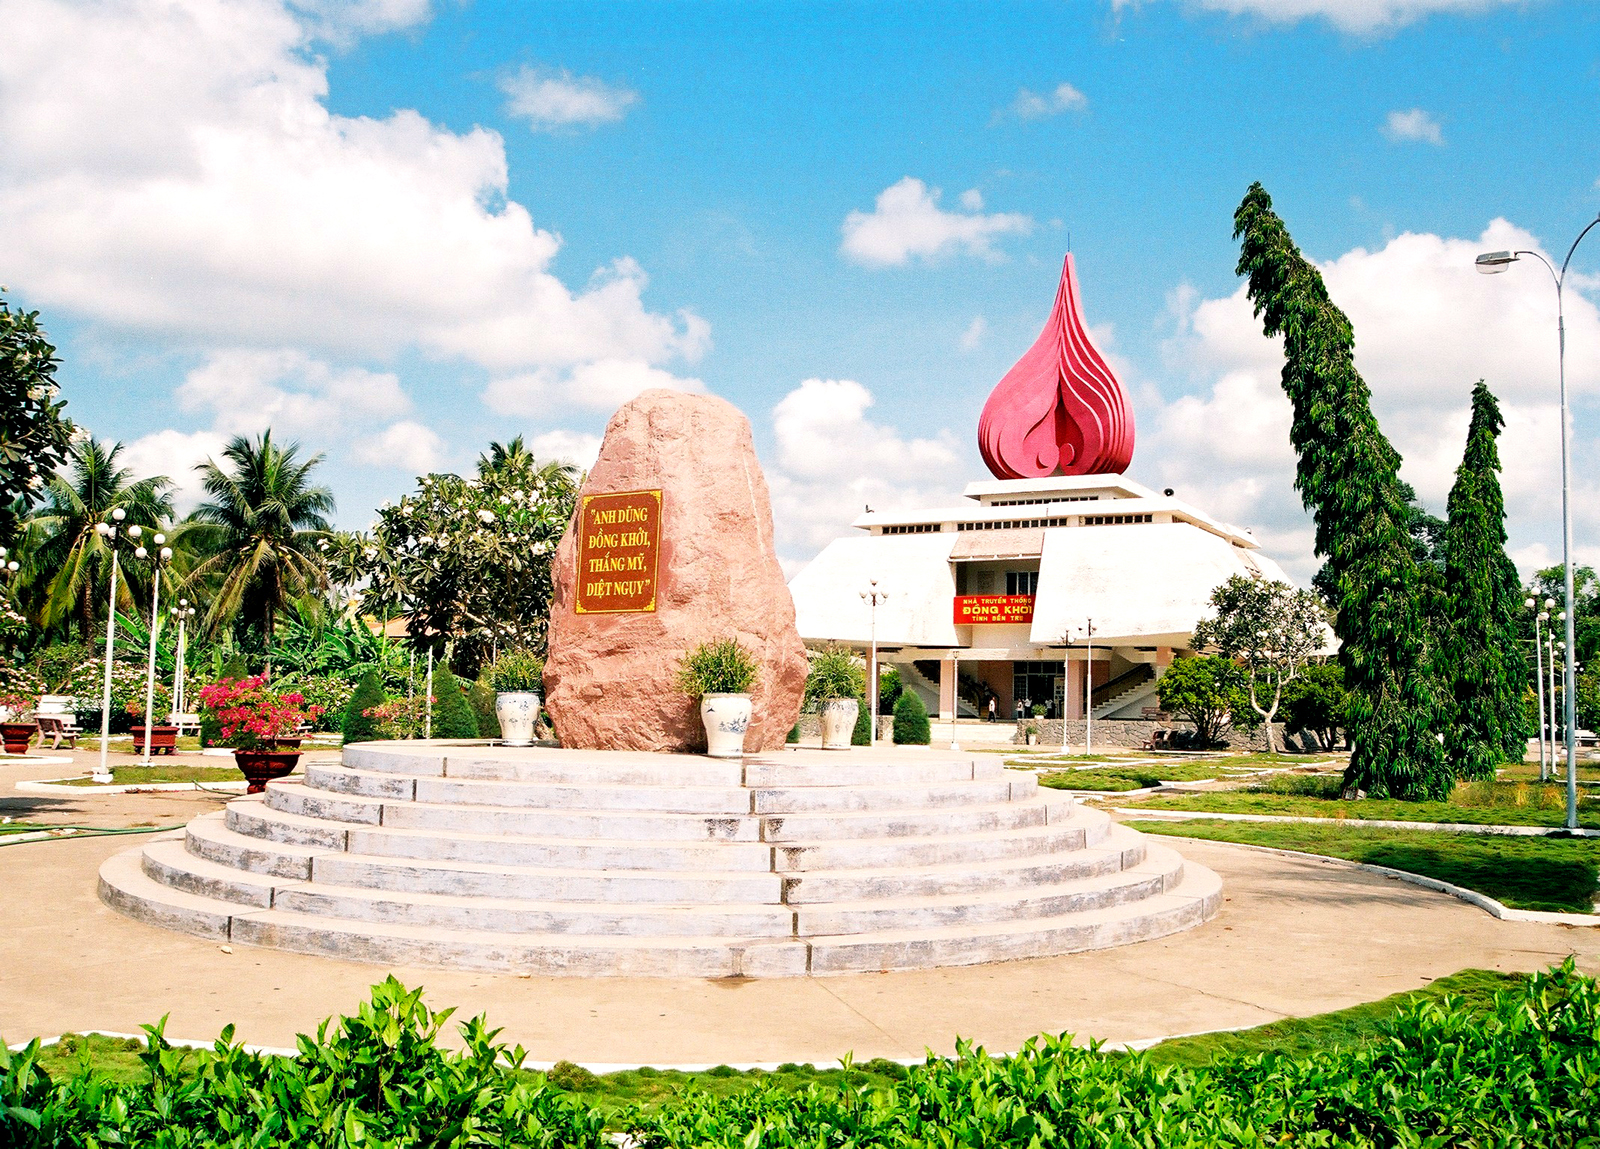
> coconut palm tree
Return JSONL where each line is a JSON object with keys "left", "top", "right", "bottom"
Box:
{"left": 24, "top": 436, "right": 174, "bottom": 641}
{"left": 476, "top": 435, "right": 580, "bottom": 487}
{"left": 183, "top": 431, "right": 335, "bottom": 644}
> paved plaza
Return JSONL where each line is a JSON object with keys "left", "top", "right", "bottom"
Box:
{"left": 4, "top": 748, "right": 1596, "bottom": 1066}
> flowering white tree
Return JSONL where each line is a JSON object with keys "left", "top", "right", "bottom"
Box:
{"left": 1192, "top": 574, "right": 1331, "bottom": 754}
{"left": 333, "top": 438, "right": 579, "bottom": 674}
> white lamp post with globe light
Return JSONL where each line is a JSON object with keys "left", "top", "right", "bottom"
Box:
{"left": 92, "top": 508, "right": 129, "bottom": 780}
{"left": 170, "top": 598, "right": 197, "bottom": 718}
{"left": 1528, "top": 598, "right": 1550, "bottom": 779}
{"left": 137, "top": 534, "right": 173, "bottom": 765}
{"left": 859, "top": 580, "right": 889, "bottom": 746}
{"left": 1478, "top": 213, "right": 1600, "bottom": 829}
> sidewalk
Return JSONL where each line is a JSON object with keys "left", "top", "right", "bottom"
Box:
{"left": 4, "top": 754, "right": 1597, "bottom": 1066}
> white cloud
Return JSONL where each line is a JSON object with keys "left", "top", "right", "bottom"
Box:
{"left": 482, "top": 359, "right": 706, "bottom": 416}
{"left": 1142, "top": 218, "right": 1600, "bottom": 583}
{"left": 0, "top": 0, "right": 703, "bottom": 387}
{"left": 840, "top": 177, "right": 1033, "bottom": 267}
{"left": 351, "top": 420, "right": 443, "bottom": 473}
{"left": 959, "top": 316, "right": 989, "bottom": 351}
{"left": 290, "top": 0, "right": 431, "bottom": 39}
{"left": 1384, "top": 108, "right": 1444, "bottom": 145}
{"left": 766, "top": 378, "right": 964, "bottom": 560}
{"left": 528, "top": 429, "right": 602, "bottom": 471}
{"left": 119, "top": 428, "right": 230, "bottom": 513}
{"left": 176, "top": 349, "right": 411, "bottom": 438}
{"left": 1007, "top": 82, "right": 1088, "bottom": 121}
{"left": 499, "top": 66, "right": 639, "bottom": 130}
{"left": 1112, "top": 0, "right": 1521, "bottom": 34}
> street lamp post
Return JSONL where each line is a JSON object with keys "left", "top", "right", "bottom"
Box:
{"left": 139, "top": 534, "right": 173, "bottom": 766}
{"left": 93, "top": 508, "right": 128, "bottom": 778}
{"left": 1478, "top": 212, "right": 1600, "bottom": 830}
{"left": 1529, "top": 599, "right": 1549, "bottom": 779}
{"left": 860, "top": 580, "right": 889, "bottom": 747}
{"left": 1078, "top": 618, "right": 1096, "bottom": 757}
{"left": 170, "top": 599, "right": 196, "bottom": 717}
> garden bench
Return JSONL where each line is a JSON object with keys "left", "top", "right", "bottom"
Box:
{"left": 35, "top": 715, "right": 78, "bottom": 749}
{"left": 168, "top": 712, "right": 201, "bottom": 736}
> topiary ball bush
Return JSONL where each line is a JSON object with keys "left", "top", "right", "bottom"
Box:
{"left": 893, "top": 690, "right": 931, "bottom": 745}
{"left": 342, "top": 670, "right": 388, "bottom": 744}
{"left": 430, "top": 665, "right": 480, "bottom": 739}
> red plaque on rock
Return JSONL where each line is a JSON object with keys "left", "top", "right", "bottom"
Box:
{"left": 575, "top": 489, "right": 663, "bottom": 614}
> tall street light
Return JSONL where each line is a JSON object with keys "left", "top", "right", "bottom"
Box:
{"left": 1528, "top": 598, "right": 1550, "bottom": 779}
{"left": 1478, "top": 211, "right": 1600, "bottom": 830}
{"left": 138, "top": 534, "right": 173, "bottom": 766}
{"left": 860, "top": 580, "right": 889, "bottom": 747}
{"left": 92, "top": 508, "right": 128, "bottom": 778}
{"left": 170, "top": 598, "right": 197, "bottom": 717}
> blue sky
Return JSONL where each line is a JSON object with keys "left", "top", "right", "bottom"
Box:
{"left": 4, "top": 0, "right": 1598, "bottom": 580}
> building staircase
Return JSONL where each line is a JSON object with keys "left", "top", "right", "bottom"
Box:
{"left": 99, "top": 742, "right": 1221, "bottom": 978}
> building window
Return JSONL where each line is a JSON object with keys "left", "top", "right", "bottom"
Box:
{"left": 1081, "top": 513, "right": 1153, "bottom": 526}
{"left": 1012, "top": 660, "right": 1064, "bottom": 719}
{"left": 1005, "top": 571, "right": 1039, "bottom": 596}
{"left": 881, "top": 523, "right": 941, "bottom": 535}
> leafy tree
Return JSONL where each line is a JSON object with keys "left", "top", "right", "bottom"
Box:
{"left": 877, "top": 664, "right": 903, "bottom": 711}
{"left": 1526, "top": 565, "right": 1600, "bottom": 667}
{"left": 342, "top": 670, "right": 387, "bottom": 744}
{"left": 185, "top": 432, "right": 334, "bottom": 644}
{"left": 1281, "top": 663, "right": 1349, "bottom": 749}
{"left": 1192, "top": 574, "right": 1329, "bottom": 753}
{"left": 1157, "top": 655, "right": 1251, "bottom": 748}
{"left": 1234, "top": 183, "right": 1449, "bottom": 799}
{"left": 1440, "top": 382, "right": 1526, "bottom": 778}
{"left": 892, "top": 690, "right": 931, "bottom": 745}
{"left": 1576, "top": 671, "right": 1600, "bottom": 735}
{"left": 851, "top": 692, "right": 872, "bottom": 745}
{"left": 337, "top": 437, "right": 579, "bottom": 676}
{"left": 0, "top": 291, "right": 74, "bottom": 549}
{"left": 429, "top": 664, "right": 479, "bottom": 739}
{"left": 22, "top": 436, "right": 173, "bottom": 641}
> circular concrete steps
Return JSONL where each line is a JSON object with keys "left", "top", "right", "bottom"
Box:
{"left": 98, "top": 743, "right": 1221, "bottom": 977}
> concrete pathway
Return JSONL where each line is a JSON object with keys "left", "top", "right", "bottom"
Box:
{"left": 4, "top": 751, "right": 1599, "bottom": 1066}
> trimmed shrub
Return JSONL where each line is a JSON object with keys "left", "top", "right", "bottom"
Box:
{"left": 851, "top": 694, "right": 871, "bottom": 745}
{"left": 470, "top": 676, "right": 501, "bottom": 739}
{"left": 786, "top": 723, "right": 799, "bottom": 744}
{"left": 342, "top": 670, "right": 387, "bottom": 744}
{"left": 893, "top": 690, "right": 931, "bottom": 745}
{"left": 430, "top": 665, "right": 480, "bottom": 739}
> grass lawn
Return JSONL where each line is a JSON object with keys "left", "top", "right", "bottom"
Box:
{"left": 1132, "top": 818, "right": 1600, "bottom": 913}
{"left": 57, "top": 764, "right": 258, "bottom": 787}
{"left": 1497, "top": 760, "right": 1600, "bottom": 785}
{"left": 1121, "top": 771, "right": 1600, "bottom": 829}
{"left": 23, "top": 968, "right": 1528, "bottom": 1107}
{"left": 1038, "top": 762, "right": 1270, "bottom": 791}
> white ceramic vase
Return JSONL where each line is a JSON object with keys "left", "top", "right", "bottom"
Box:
{"left": 700, "top": 693, "right": 753, "bottom": 758}
{"left": 820, "top": 697, "right": 859, "bottom": 750}
{"left": 495, "top": 691, "right": 541, "bottom": 747}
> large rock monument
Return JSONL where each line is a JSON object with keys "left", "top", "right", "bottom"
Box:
{"left": 543, "top": 390, "right": 808, "bottom": 752}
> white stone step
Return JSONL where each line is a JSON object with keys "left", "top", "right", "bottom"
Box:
{"left": 142, "top": 838, "right": 288, "bottom": 907}
{"left": 99, "top": 844, "right": 1220, "bottom": 977}
{"left": 186, "top": 812, "right": 329, "bottom": 879}
{"left": 308, "top": 852, "right": 786, "bottom": 904}
{"left": 804, "top": 864, "right": 1224, "bottom": 974}
{"left": 228, "top": 798, "right": 359, "bottom": 850}
{"left": 759, "top": 798, "right": 1076, "bottom": 843}
{"left": 742, "top": 758, "right": 1003, "bottom": 787}
{"left": 793, "top": 843, "right": 1184, "bottom": 933}
{"left": 343, "top": 823, "right": 778, "bottom": 872}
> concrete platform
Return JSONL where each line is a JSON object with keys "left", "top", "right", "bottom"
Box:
{"left": 96, "top": 742, "right": 1221, "bottom": 976}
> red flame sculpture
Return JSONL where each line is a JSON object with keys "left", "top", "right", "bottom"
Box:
{"left": 978, "top": 254, "right": 1135, "bottom": 479}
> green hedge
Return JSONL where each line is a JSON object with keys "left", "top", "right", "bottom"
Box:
{"left": 430, "top": 665, "right": 479, "bottom": 739}
{"left": 3, "top": 963, "right": 1596, "bottom": 1147}
{"left": 892, "top": 691, "right": 930, "bottom": 745}
{"left": 341, "top": 670, "right": 386, "bottom": 744}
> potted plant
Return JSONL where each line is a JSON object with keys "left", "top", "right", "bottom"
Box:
{"left": 1024, "top": 721, "right": 1040, "bottom": 746}
{"left": 197, "top": 676, "right": 323, "bottom": 793}
{"left": 488, "top": 649, "right": 544, "bottom": 747}
{"left": 677, "top": 638, "right": 760, "bottom": 758}
{"left": 805, "top": 647, "right": 864, "bottom": 751}
{"left": 0, "top": 693, "right": 36, "bottom": 755}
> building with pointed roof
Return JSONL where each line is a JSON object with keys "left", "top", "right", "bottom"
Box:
{"left": 787, "top": 254, "right": 1293, "bottom": 732}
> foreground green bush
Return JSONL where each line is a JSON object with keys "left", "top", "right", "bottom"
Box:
{"left": 892, "top": 690, "right": 930, "bottom": 745}
{"left": 4, "top": 964, "right": 1597, "bottom": 1147}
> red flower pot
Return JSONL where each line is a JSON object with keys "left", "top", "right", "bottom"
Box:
{"left": 0, "top": 721, "right": 37, "bottom": 755}
{"left": 130, "top": 725, "right": 179, "bottom": 755}
{"left": 233, "top": 749, "right": 303, "bottom": 794}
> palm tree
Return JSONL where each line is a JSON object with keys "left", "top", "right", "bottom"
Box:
{"left": 184, "top": 431, "right": 335, "bottom": 644}
{"left": 24, "top": 436, "right": 174, "bottom": 641}
{"left": 476, "top": 435, "right": 580, "bottom": 487}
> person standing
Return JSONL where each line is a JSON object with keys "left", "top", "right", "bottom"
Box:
{"left": 987, "top": 697, "right": 996, "bottom": 722}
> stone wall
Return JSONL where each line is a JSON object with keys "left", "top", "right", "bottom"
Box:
{"left": 1012, "top": 718, "right": 1310, "bottom": 753}
{"left": 793, "top": 713, "right": 896, "bottom": 742}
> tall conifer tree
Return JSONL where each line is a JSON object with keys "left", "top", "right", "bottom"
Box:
{"left": 1441, "top": 381, "right": 1525, "bottom": 775}
{"left": 1233, "top": 183, "right": 1450, "bottom": 799}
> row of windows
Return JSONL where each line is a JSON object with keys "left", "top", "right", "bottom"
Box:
{"left": 987, "top": 495, "right": 1101, "bottom": 507}
{"left": 883, "top": 513, "right": 1154, "bottom": 534}
{"left": 1006, "top": 571, "right": 1039, "bottom": 595}
{"left": 1081, "top": 513, "right": 1153, "bottom": 525}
